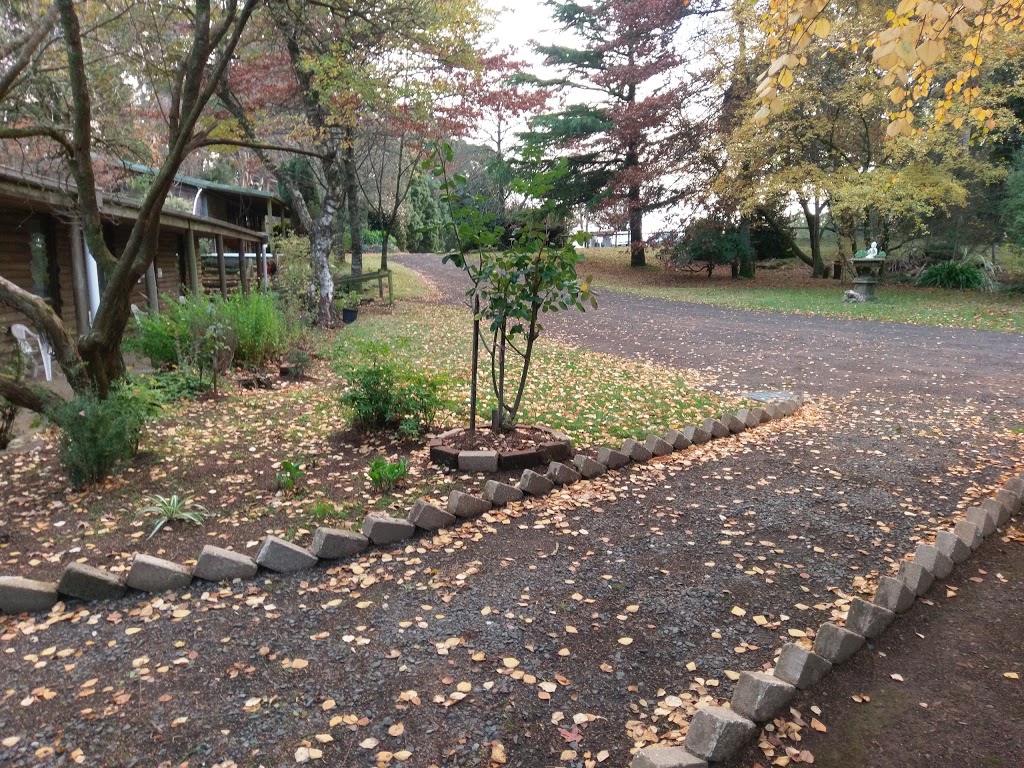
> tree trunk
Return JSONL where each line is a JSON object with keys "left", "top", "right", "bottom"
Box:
{"left": 309, "top": 228, "right": 336, "bottom": 327}
{"left": 800, "top": 199, "right": 827, "bottom": 278}
{"left": 345, "top": 129, "right": 363, "bottom": 279}
{"left": 628, "top": 184, "right": 644, "bottom": 267}
{"left": 738, "top": 216, "right": 755, "bottom": 278}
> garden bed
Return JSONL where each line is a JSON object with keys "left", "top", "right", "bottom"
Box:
{"left": 0, "top": 300, "right": 732, "bottom": 584}
{"left": 428, "top": 425, "right": 573, "bottom": 470}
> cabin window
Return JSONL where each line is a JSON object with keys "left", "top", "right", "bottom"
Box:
{"left": 24, "top": 216, "right": 57, "bottom": 306}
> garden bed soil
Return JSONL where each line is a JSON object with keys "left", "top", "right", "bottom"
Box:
{"left": 441, "top": 425, "right": 565, "bottom": 453}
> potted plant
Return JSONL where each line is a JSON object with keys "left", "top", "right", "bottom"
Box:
{"left": 341, "top": 292, "right": 359, "bottom": 324}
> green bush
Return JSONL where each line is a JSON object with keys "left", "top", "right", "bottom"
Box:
{"left": 127, "top": 292, "right": 289, "bottom": 378}
{"left": 0, "top": 346, "right": 26, "bottom": 449}
{"left": 340, "top": 341, "right": 447, "bottom": 437}
{"left": 49, "top": 388, "right": 153, "bottom": 488}
{"left": 915, "top": 260, "right": 991, "bottom": 291}
{"left": 221, "top": 292, "right": 288, "bottom": 368}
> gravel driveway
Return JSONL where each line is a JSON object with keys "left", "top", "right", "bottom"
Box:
{"left": 1, "top": 255, "right": 1020, "bottom": 768}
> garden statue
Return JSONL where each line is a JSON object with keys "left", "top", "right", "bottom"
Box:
{"left": 866, "top": 241, "right": 878, "bottom": 259}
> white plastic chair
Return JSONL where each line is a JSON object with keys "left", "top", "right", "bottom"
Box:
{"left": 10, "top": 323, "right": 53, "bottom": 381}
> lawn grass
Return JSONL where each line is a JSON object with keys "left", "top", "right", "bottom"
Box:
{"left": 333, "top": 302, "right": 728, "bottom": 446}
{"left": 580, "top": 247, "right": 1024, "bottom": 333}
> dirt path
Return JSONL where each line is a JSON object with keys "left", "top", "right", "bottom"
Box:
{"left": 0, "top": 257, "right": 1021, "bottom": 768}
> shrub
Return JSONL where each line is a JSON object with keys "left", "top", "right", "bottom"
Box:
{"left": 915, "top": 259, "right": 992, "bottom": 291}
{"left": 283, "top": 347, "right": 312, "bottom": 379}
{"left": 0, "top": 346, "right": 26, "bottom": 449}
{"left": 127, "top": 292, "right": 290, "bottom": 381}
{"left": 339, "top": 342, "right": 448, "bottom": 437}
{"left": 659, "top": 217, "right": 754, "bottom": 276}
{"left": 49, "top": 388, "right": 152, "bottom": 488}
{"left": 367, "top": 457, "right": 409, "bottom": 492}
{"left": 139, "top": 494, "right": 209, "bottom": 539}
{"left": 221, "top": 292, "right": 288, "bottom": 368}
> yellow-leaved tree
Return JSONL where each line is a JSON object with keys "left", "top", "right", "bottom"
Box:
{"left": 755, "top": 0, "right": 1024, "bottom": 134}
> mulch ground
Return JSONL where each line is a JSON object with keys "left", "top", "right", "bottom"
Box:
{"left": 1, "top": 260, "right": 1023, "bottom": 767}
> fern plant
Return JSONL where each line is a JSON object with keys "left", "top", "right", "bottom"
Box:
{"left": 140, "top": 494, "right": 208, "bottom": 540}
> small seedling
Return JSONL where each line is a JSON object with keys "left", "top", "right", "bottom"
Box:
{"left": 139, "top": 494, "right": 208, "bottom": 539}
{"left": 367, "top": 457, "right": 410, "bottom": 493}
{"left": 276, "top": 460, "right": 304, "bottom": 492}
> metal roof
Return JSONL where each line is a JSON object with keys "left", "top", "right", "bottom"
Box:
{"left": 0, "top": 165, "right": 267, "bottom": 241}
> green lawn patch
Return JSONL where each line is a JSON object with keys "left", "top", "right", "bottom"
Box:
{"left": 333, "top": 303, "right": 728, "bottom": 446}
{"left": 581, "top": 247, "right": 1024, "bottom": 334}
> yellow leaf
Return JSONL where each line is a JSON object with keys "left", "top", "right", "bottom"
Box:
{"left": 388, "top": 722, "right": 405, "bottom": 737}
{"left": 491, "top": 742, "right": 508, "bottom": 764}
{"left": 502, "top": 657, "right": 520, "bottom": 668}
{"left": 1005, "top": 672, "right": 1020, "bottom": 680}
{"left": 811, "top": 717, "right": 827, "bottom": 732}
{"left": 618, "top": 637, "right": 634, "bottom": 646}
{"left": 916, "top": 39, "right": 944, "bottom": 67}
{"left": 778, "top": 68, "right": 794, "bottom": 89}
{"left": 730, "top": 606, "right": 747, "bottom": 617}
{"left": 812, "top": 17, "right": 832, "bottom": 38}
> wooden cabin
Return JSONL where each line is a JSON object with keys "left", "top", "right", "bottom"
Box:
{"left": 0, "top": 166, "right": 268, "bottom": 353}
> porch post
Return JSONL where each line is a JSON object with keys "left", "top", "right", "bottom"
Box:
{"left": 69, "top": 220, "right": 91, "bottom": 334}
{"left": 216, "top": 234, "right": 228, "bottom": 299}
{"left": 257, "top": 243, "right": 268, "bottom": 291}
{"left": 238, "top": 238, "right": 250, "bottom": 295}
{"left": 185, "top": 225, "right": 200, "bottom": 295}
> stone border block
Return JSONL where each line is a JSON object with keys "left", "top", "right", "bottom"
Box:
{"left": 0, "top": 576, "right": 60, "bottom": 614}
{"left": 935, "top": 530, "right": 972, "bottom": 564}
{"left": 447, "top": 490, "right": 491, "bottom": 519}
{"left": 965, "top": 505, "right": 998, "bottom": 537}
{"left": 622, "top": 438, "right": 654, "bottom": 462}
{"left": 519, "top": 469, "right": 555, "bottom": 496}
{"left": 483, "top": 479, "right": 524, "bottom": 506}
{"left": 683, "top": 425, "right": 711, "bottom": 445}
{"left": 914, "top": 543, "right": 954, "bottom": 579}
{"left": 954, "top": 519, "right": 983, "bottom": 550}
{"left": 898, "top": 561, "right": 934, "bottom": 596}
{"left": 980, "top": 498, "right": 1010, "bottom": 527}
{"left": 362, "top": 514, "right": 416, "bottom": 545}
{"left": 723, "top": 414, "right": 746, "bottom": 434}
{"left": 256, "top": 535, "right": 318, "bottom": 574}
{"left": 573, "top": 454, "right": 607, "bottom": 479}
{"left": 310, "top": 527, "right": 369, "bottom": 559}
{"left": 630, "top": 747, "right": 708, "bottom": 768}
{"left": 874, "top": 575, "right": 916, "bottom": 613}
{"left": 409, "top": 499, "right": 457, "bottom": 531}
{"left": 751, "top": 407, "right": 770, "bottom": 424}
{"left": 684, "top": 706, "right": 757, "bottom": 762}
{"left": 458, "top": 450, "right": 499, "bottom": 472}
{"left": 845, "top": 597, "right": 895, "bottom": 639}
{"left": 57, "top": 562, "right": 127, "bottom": 601}
{"left": 126, "top": 554, "right": 193, "bottom": 593}
{"left": 773, "top": 643, "right": 832, "bottom": 689}
{"left": 702, "top": 418, "right": 730, "bottom": 438}
{"left": 731, "top": 671, "right": 796, "bottom": 721}
{"left": 644, "top": 434, "right": 674, "bottom": 456}
{"left": 597, "top": 447, "right": 630, "bottom": 470}
{"left": 194, "top": 545, "right": 258, "bottom": 582}
{"left": 664, "top": 429, "right": 692, "bottom": 451}
{"left": 547, "top": 461, "right": 583, "bottom": 486}
{"left": 813, "top": 622, "right": 865, "bottom": 664}
{"left": 735, "top": 409, "right": 760, "bottom": 429}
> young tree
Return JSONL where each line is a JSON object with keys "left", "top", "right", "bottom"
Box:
{"left": 519, "top": 0, "right": 715, "bottom": 267}
{"left": 434, "top": 146, "right": 596, "bottom": 432}
{"left": 0, "top": 0, "right": 259, "bottom": 412}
